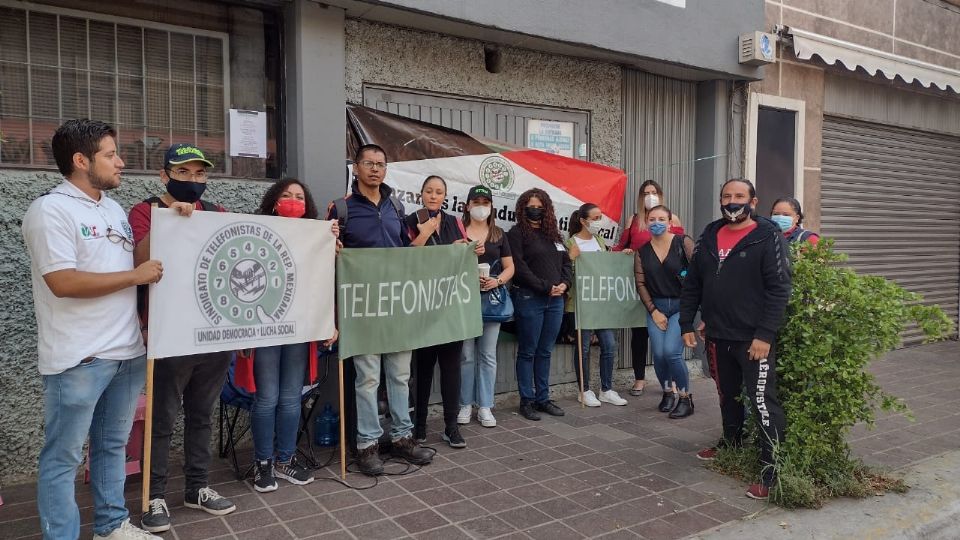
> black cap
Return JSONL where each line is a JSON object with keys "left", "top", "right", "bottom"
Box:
{"left": 467, "top": 185, "right": 493, "bottom": 201}
{"left": 164, "top": 143, "right": 214, "bottom": 169}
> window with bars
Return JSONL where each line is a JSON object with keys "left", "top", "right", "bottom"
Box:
{"left": 0, "top": 6, "right": 228, "bottom": 172}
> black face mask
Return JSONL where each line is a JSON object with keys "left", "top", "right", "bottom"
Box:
{"left": 720, "top": 202, "right": 751, "bottom": 223}
{"left": 166, "top": 178, "right": 207, "bottom": 203}
{"left": 524, "top": 206, "right": 545, "bottom": 222}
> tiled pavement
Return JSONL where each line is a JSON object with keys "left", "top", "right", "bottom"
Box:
{"left": 2, "top": 341, "right": 958, "bottom": 539}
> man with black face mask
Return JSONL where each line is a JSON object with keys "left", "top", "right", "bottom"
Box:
{"left": 679, "top": 178, "right": 791, "bottom": 501}
{"left": 128, "top": 144, "right": 236, "bottom": 533}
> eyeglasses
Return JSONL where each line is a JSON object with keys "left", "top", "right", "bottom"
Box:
{"left": 166, "top": 168, "right": 208, "bottom": 181}
{"left": 106, "top": 227, "right": 134, "bottom": 252}
{"left": 358, "top": 160, "right": 387, "bottom": 171}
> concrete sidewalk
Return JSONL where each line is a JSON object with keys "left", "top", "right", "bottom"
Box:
{"left": 1, "top": 340, "right": 957, "bottom": 539}
{"left": 692, "top": 450, "right": 960, "bottom": 539}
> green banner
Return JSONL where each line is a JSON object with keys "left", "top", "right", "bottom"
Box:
{"left": 336, "top": 243, "right": 483, "bottom": 358}
{"left": 574, "top": 252, "right": 647, "bottom": 330}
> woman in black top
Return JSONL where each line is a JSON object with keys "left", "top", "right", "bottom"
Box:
{"left": 634, "top": 205, "right": 695, "bottom": 419}
{"left": 506, "top": 188, "right": 572, "bottom": 421}
{"left": 408, "top": 175, "right": 469, "bottom": 448}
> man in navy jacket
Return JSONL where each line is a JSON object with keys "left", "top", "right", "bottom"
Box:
{"left": 327, "top": 144, "right": 431, "bottom": 475}
{"left": 679, "top": 178, "right": 791, "bottom": 501}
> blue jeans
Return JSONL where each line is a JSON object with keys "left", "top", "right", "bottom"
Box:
{"left": 576, "top": 329, "right": 617, "bottom": 392}
{"left": 252, "top": 343, "right": 309, "bottom": 462}
{"left": 38, "top": 354, "right": 145, "bottom": 539}
{"left": 353, "top": 351, "right": 413, "bottom": 449}
{"left": 513, "top": 289, "right": 564, "bottom": 403}
{"left": 647, "top": 297, "right": 689, "bottom": 393}
{"left": 461, "top": 322, "right": 501, "bottom": 408}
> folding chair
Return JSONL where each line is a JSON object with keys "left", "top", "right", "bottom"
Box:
{"left": 218, "top": 345, "right": 338, "bottom": 478}
{"left": 217, "top": 357, "right": 254, "bottom": 480}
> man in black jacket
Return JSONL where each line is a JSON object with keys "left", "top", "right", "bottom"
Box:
{"left": 679, "top": 178, "right": 791, "bottom": 500}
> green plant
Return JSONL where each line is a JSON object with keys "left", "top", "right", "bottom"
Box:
{"left": 714, "top": 239, "right": 953, "bottom": 508}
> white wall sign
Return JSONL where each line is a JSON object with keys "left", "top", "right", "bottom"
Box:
{"left": 526, "top": 119, "right": 575, "bottom": 158}
{"left": 229, "top": 109, "right": 268, "bottom": 158}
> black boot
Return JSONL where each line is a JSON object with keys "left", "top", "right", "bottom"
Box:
{"left": 669, "top": 394, "right": 694, "bottom": 419}
{"left": 658, "top": 392, "right": 677, "bottom": 412}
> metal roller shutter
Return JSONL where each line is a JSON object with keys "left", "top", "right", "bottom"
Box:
{"left": 821, "top": 116, "right": 960, "bottom": 346}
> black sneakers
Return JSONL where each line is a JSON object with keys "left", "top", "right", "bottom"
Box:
{"left": 140, "top": 498, "right": 170, "bottom": 533}
{"left": 442, "top": 426, "right": 467, "bottom": 449}
{"left": 392, "top": 436, "right": 433, "bottom": 465}
{"left": 184, "top": 487, "right": 236, "bottom": 516}
{"left": 253, "top": 459, "right": 278, "bottom": 493}
{"left": 534, "top": 400, "right": 565, "bottom": 417}
{"left": 519, "top": 402, "right": 541, "bottom": 421}
{"left": 357, "top": 443, "right": 384, "bottom": 476}
{"left": 275, "top": 455, "right": 314, "bottom": 485}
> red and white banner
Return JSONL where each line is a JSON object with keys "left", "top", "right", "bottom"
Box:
{"left": 379, "top": 151, "right": 626, "bottom": 241}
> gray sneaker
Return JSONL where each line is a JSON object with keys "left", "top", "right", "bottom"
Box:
{"left": 93, "top": 519, "right": 161, "bottom": 539}
{"left": 140, "top": 498, "right": 170, "bottom": 533}
{"left": 274, "top": 456, "right": 314, "bottom": 485}
{"left": 184, "top": 487, "right": 236, "bottom": 516}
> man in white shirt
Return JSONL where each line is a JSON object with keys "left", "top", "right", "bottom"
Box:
{"left": 22, "top": 119, "right": 164, "bottom": 540}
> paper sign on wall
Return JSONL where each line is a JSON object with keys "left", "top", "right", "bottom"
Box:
{"left": 526, "top": 119, "right": 574, "bottom": 158}
{"left": 229, "top": 109, "right": 267, "bottom": 159}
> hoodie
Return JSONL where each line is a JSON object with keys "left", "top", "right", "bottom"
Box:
{"left": 679, "top": 216, "right": 792, "bottom": 343}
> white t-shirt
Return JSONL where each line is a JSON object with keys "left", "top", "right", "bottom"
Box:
{"left": 22, "top": 181, "right": 145, "bottom": 375}
{"left": 574, "top": 235, "right": 602, "bottom": 253}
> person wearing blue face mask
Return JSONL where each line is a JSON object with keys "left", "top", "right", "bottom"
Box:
{"left": 770, "top": 197, "right": 819, "bottom": 245}
{"left": 634, "top": 206, "right": 695, "bottom": 418}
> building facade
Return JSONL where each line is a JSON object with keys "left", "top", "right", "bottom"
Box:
{"left": 744, "top": 0, "right": 960, "bottom": 345}
{"left": 0, "top": 0, "right": 769, "bottom": 479}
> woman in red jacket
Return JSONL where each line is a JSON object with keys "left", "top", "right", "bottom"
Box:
{"left": 612, "top": 180, "right": 684, "bottom": 396}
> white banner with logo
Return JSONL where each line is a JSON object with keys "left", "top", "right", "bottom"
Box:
{"left": 147, "top": 208, "right": 336, "bottom": 358}
{"left": 346, "top": 152, "right": 627, "bottom": 243}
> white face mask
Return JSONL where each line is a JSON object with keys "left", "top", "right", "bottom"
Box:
{"left": 643, "top": 194, "right": 660, "bottom": 209}
{"left": 469, "top": 205, "right": 491, "bottom": 221}
{"left": 586, "top": 221, "right": 603, "bottom": 235}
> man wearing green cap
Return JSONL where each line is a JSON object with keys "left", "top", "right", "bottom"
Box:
{"left": 128, "top": 144, "right": 236, "bottom": 533}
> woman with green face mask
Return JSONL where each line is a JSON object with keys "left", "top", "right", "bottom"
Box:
{"left": 770, "top": 197, "right": 819, "bottom": 245}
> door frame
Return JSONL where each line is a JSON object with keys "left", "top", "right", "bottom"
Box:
{"left": 746, "top": 93, "right": 806, "bottom": 206}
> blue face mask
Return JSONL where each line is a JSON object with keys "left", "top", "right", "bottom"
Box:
{"left": 771, "top": 214, "right": 794, "bottom": 232}
{"left": 649, "top": 222, "right": 668, "bottom": 236}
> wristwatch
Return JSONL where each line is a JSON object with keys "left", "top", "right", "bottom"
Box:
{"left": 496, "top": 277, "right": 503, "bottom": 285}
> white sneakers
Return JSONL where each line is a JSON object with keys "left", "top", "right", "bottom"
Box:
{"left": 94, "top": 519, "right": 161, "bottom": 540}
{"left": 477, "top": 407, "right": 497, "bottom": 427}
{"left": 580, "top": 389, "right": 629, "bottom": 407}
{"left": 579, "top": 390, "right": 602, "bottom": 407}
{"left": 599, "top": 389, "right": 628, "bottom": 406}
{"left": 459, "top": 404, "right": 497, "bottom": 427}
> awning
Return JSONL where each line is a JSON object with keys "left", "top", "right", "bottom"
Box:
{"left": 788, "top": 27, "right": 960, "bottom": 94}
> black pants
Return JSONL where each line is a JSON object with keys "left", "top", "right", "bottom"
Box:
{"left": 150, "top": 351, "right": 232, "bottom": 498}
{"left": 414, "top": 341, "right": 463, "bottom": 434}
{"left": 707, "top": 339, "right": 786, "bottom": 486}
{"left": 631, "top": 326, "right": 649, "bottom": 380}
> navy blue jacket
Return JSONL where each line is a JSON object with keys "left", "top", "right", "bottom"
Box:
{"left": 327, "top": 182, "right": 409, "bottom": 248}
{"left": 679, "top": 216, "right": 792, "bottom": 344}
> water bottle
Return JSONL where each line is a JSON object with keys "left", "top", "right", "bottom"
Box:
{"left": 314, "top": 402, "right": 339, "bottom": 447}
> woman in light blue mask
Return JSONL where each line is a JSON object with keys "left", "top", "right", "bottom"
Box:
{"left": 770, "top": 197, "right": 819, "bottom": 245}
{"left": 634, "top": 205, "right": 695, "bottom": 418}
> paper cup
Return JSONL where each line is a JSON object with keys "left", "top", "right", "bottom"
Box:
{"left": 478, "top": 263, "right": 491, "bottom": 278}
